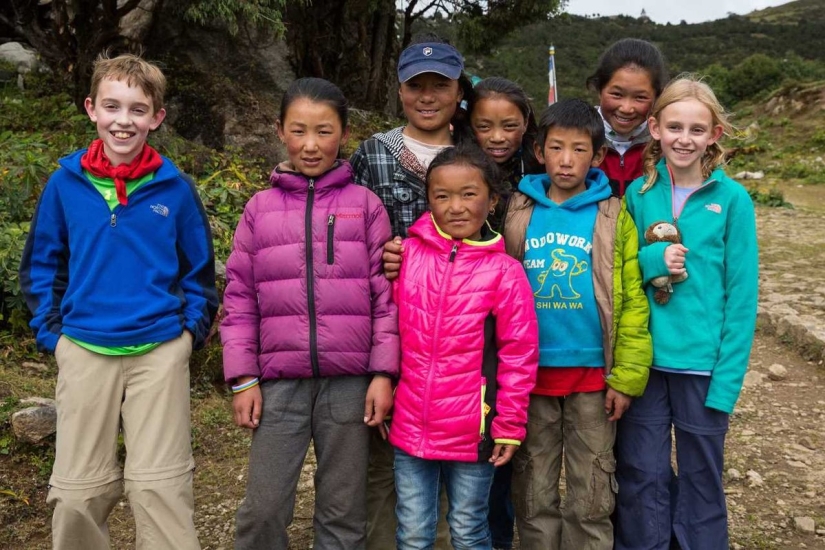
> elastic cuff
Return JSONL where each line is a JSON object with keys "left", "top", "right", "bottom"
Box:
{"left": 494, "top": 438, "right": 521, "bottom": 446}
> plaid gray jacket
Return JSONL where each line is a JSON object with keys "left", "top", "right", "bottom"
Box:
{"left": 350, "top": 127, "right": 429, "bottom": 238}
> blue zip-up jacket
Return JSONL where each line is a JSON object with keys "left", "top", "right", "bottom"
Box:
{"left": 19, "top": 149, "right": 218, "bottom": 353}
{"left": 624, "top": 160, "right": 758, "bottom": 413}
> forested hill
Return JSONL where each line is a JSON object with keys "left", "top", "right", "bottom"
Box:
{"left": 426, "top": 0, "right": 825, "bottom": 108}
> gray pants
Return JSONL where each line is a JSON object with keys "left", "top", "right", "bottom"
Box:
{"left": 235, "top": 376, "right": 370, "bottom": 550}
{"left": 512, "top": 391, "right": 617, "bottom": 550}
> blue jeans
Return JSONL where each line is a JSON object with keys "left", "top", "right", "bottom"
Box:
{"left": 614, "top": 369, "right": 729, "bottom": 550}
{"left": 394, "top": 448, "right": 495, "bottom": 550}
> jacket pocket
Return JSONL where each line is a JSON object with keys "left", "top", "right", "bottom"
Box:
{"left": 511, "top": 448, "right": 535, "bottom": 519}
{"left": 326, "top": 214, "right": 335, "bottom": 265}
{"left": 584, "top": 451, "right": 618, "bottom": 520}
{"left": 328, "top": 376, "right": 370, "bottom": 424}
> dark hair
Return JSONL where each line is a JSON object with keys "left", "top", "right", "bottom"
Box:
{"left": 407, "top": 33, "right": 475, "bottom": 146}
{"left": 279, "top": 77, "right": 349, "bottom": 129}
{"left": 586, "top": 38, "right": 669, "bottom": 97}
{"left": 425, "top": 143, "right": 507, "bottom": 199}
{"left": 535, "top": 99, "right": 605, "bottom": 152}
{"left": 472, "top": 77, "right": 542, "bottom": 177}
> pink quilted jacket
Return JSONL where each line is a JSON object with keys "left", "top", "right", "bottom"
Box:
{"left": 388, "top": 213, "right": 538, "bottom": 462}
{"left": 221, "top": 161, "right": 399, "bottom": 383}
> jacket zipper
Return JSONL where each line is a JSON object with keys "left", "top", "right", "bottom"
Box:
{"left": 419, "top": 242, "right": 459, "bottom": 454}
{"left": 327, "top": 215, "right": 335, "bottom": 265}
{"left": 670, "top": 169, "right": 717, "bottom": 224}
{"left": 480, "top": 380, "right": 487, "bottom": 439}
{"left": 306, "top": 179, "right": 321, "bottom": 377}
{"left": 110, "top": 213, "right": 117, "bottom": 227}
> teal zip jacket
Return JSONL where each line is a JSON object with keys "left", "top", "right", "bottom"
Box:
{"left": 624, "top": 160, "right": 759, "bottom": 413}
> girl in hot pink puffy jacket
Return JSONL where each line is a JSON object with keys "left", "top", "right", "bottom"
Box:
{"left": 221, "top": 78, "right": 400, "bottom": 549}
{"left": 389, "top": 143, "right": 539, "bottom": 549}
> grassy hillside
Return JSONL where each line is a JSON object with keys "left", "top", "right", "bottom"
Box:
{"left": 419, "top": 0, "right": 825, "bottom": 108}
{"left": 747, "top": 0, "right": 825, "bottom": 23}
{"left": 727, "top": 80, "right": 825, "bottom": 188}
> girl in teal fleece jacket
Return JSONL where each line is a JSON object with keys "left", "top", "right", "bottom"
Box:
{"left": 615, "top": 76, "right": 759, "bottom": 550}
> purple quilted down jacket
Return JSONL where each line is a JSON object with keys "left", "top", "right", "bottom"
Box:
{"left": 221, "top": 161, "right": 400, "bottom": 383}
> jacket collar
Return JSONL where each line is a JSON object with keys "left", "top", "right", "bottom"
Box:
{"left": 269, "top": 160, "right": 353, "bottom": 193}
{"left": 408, "top": 212, "right": 505, "bottom": 255}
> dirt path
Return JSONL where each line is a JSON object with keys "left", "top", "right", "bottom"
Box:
{"left": 726, "top": 331, "right": 825, "bottom": 549}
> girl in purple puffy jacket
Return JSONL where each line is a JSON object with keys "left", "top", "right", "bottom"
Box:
{"left": 389, "top": 143, "right": 539, "bottom": 549}
{"left": 221, "top": 78, "right": 400, "bottom": 549}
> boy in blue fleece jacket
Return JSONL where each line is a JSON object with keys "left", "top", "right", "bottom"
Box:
{"left": 19, "top": 53, "right": 217, "bottom": 550}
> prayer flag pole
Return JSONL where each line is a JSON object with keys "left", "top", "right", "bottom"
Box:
{"left": 548, "top": 45, "right": 558, "bottom": 106}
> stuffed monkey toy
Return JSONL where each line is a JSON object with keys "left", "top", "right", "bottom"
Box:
{"left": 644, "top": 221, "right": 688, "bottom": 305}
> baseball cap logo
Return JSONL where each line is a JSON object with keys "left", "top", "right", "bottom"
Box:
{"left": 397, "top": 42, "right": 465, "bottom": 82}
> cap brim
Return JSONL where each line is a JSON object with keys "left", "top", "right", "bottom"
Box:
{"left": 398, "top": 62, "right": 462, "bottom": 83}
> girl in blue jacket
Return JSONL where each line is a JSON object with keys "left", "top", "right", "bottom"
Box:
{"left": 616, "top": 76, "right": 759, "bottom": 550}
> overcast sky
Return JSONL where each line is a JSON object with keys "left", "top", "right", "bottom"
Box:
{"left": 565, "top": 0, "right": 793, "bottom": 24}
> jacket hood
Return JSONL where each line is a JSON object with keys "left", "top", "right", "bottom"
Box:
{"left": 407, "top": 212, "right": 506, "bottom": 255}
{"left": 518, "top": 168, "right": 611, "bottom": 210}
{"left": 269, "top": 160, "right": 353, "bottom": 193}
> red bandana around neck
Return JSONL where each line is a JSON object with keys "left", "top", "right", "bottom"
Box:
{"left": 81, "top": 139, "right": 163, "bottom": 205}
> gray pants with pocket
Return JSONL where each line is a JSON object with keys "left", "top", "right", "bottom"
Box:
{"left": 512, "top": 391, "right": 617, "bottom": 550}
{"left": 235, "top": 376, "right": 371, "bottom": 550}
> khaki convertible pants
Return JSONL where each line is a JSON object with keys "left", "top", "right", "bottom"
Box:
{"left": 512, "top": 391, "right": 617, "bottom": 550}
{"left": 48, "top": 333, "right": 199, "bottom": 550}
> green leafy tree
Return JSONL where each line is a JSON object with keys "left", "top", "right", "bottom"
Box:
{"left": 178, "top": 0, "right": 287, "bottom": 36}
{"left": 398, "top": 0, "right": 565, "bottom": 51}
{"left": 0, "top": 0, "right": 289, "bottom": 109}
{"left": 727, "top": 53, "right": 783, "bottom": 103}
{"left": 283, "top": 0, "right": 398, "bottom": 112}
{"left": 702, "top": 63, "right": 734, "bottom": 107}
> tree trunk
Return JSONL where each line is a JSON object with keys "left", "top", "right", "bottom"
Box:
{"left": 283, "top": 0, "right": 398, "bottom": 113}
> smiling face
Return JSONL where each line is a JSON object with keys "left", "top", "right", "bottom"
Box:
{"left": 649, "top": 98, "right": 723, "bottom": 183}
{"left": 535, "top": 127, "right": 605, "bottom": 203}
{"left": 277, "top": 97, "right": 349, "bottom": 178}
{"left": 598, "top": 65, "right": 656, "bottom": 137}
{"left": 84, "top": 78, "right": 166, "bottom": 166}
{"left": 399, "top": 72, "right": 463, "bottom": 144}
{"left": 427, "top": 162, "right": 498, "bottom": 241}
{"left": 471, "top": 96, "right": 528, "bottom": 164}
